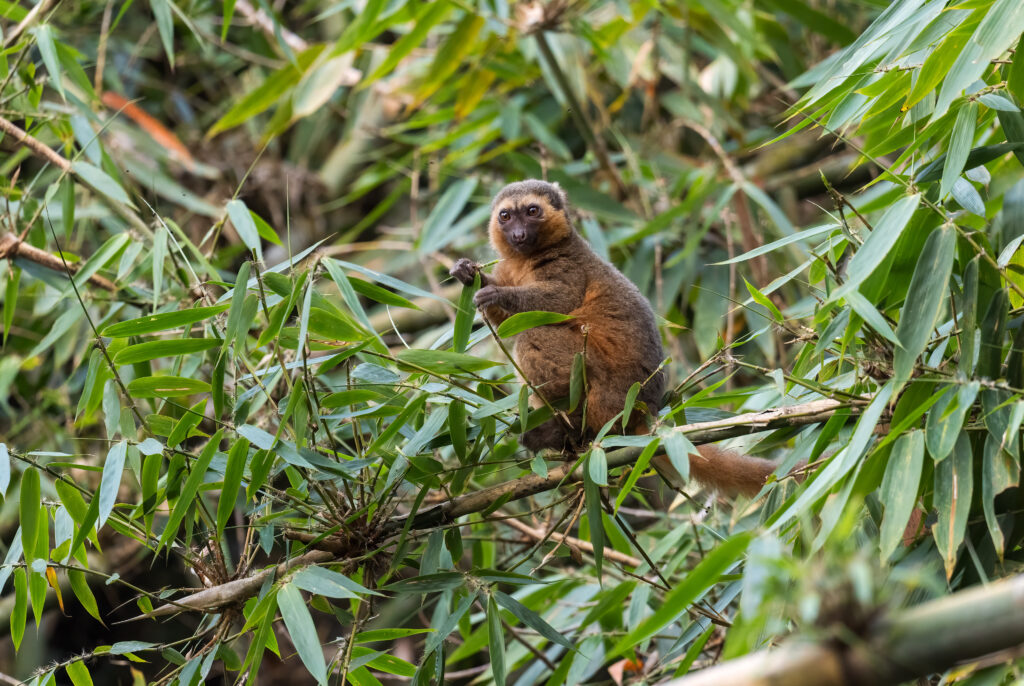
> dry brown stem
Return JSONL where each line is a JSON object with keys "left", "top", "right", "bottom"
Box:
{"left": 0, "top": 233, "right": 119, "bottom": 291}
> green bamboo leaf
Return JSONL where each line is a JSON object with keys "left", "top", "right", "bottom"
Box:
{"left": 827, "top": 194, "right": 919, "bottom": 304}
{"left": 150, "top": 0, "right": 174, "bottom": 65}
{"left": 223, "top": 261, "right": 252, "bottom": 354}
{"left": 977, "top": 289, "right": 1008, "bottom": 379}
{"left": 101, "top": 304, "right": 229, "bottom": 337}
{"left": 207, "top": 46, "right": 323, "bottom": 136}
{"left": 11, "top": 568, "right": 26, "bottom": 650}
{"left": 216, "top": 438, "right": 248, "bottom": 538}
{"left": 72, "top": 161, "right": 134, "bottom": 207}
{"left": 157, "top": 430, "right": 221, "bottom": 551}
{"left": 449, "top": 400, "right": 467, "bottom": 463}
{"left": 349, "top": 277, "right": 418, "bottom": 309}
{"left": 221, "top": 0, "right": 236, "bottom": 40}
{"left": 845, "top": 291, "right": 900, "bottom": 347}
{"left": 916, "top": 143, "right": 1024, "bottom": 183}
{"left": 588, "top": 447, "right": 608, "bottom": 487}
{"left": 330, "top": 258, "right": 447, "bottom": 303}
{"left": 744, "top": 278, "right": 782, "bottom": 322}
{"left": 934, "top": 0, "right": 1024, "bottom": 119}
{"left": 167, "top": 399, "right": 206, "bottom": 449}
{"left": 983, "top": 432, "right": 1018, "bottom": 558}
{"left": 879, "top": 430, "right": 925, "bottom": 560}
{"left": 97, "top": 441, "right": 127, "bottom": 530}
{"left": 659, "top": 427, "right": 696, "bottom": 485}
{"left": 68, "top": 568, "right": 101, "bottom": 622}
{"left": 0, "top": 443, "right": 9, "bottom": 497}
{"left": 926, "top": 382, "right": 979, "bottom": 462}
{"left": 278, "top": 582, "right": 327, "bottom": 686}
{"left": 361, "top": 1, "right": 452, "bottom": 88}
{"left": 951, "top": 178, "right": 985, "bottom": 217}
{"left": 904, "top": 9, "right": 981, "bottom": 110}
{"left": 496, "top": 311, "right": 574, "bottom": 338}
{"left": 615, "top": 438, "right": 660, "bottom": 513}
{"left": 584, "top": 475, "right": 603, "bottom": 576}
{"left": 226, "top": 199, "right": 263, "bottom": 261}
{"left": 933, "top": 434, "right": 969, "bottom": 578}
{"left": 714, "top": 223, "right": 836, "bottom": 265}
{"left": 306, "top": 307, "right": 366, "bottom": 342}
{"left": 486, "top": 594, "right": 506, "bottom": 686}
{"left": 67, "top": 232, "right": 131, "bottom": 296}
{"left": 20, "top": 469, "right": 40, "bottom": 563}
{"left": 453, "top": 272, "right": 479, "bottom": 353}
{"left": 610, "top": 532, "right": 752, "bottom": 656}
{"left": 331, "top": 0, "right": 385, "bottom": 55}
{"left": 291, "top": 565, "right": 380, "bottom": 598}
{"left": 127, "top": 376, "right": 211, "bottom": 398}
{"left": 3, "top": 266, "right": 18, "bottom": 347}
{"left": 396, "top": 349, "right": 501, "bottom": 375}
{"left": 941, "top": 103, "right": 977, "bottom": 198}
{"left": 293, "top": 55, "right": 356, "bottom": 117}
{"left": 31, "top": 24, "right": 63, "bottom": 97}
{"left": 493, "top": 590, "right": 574, "bottom": 650}
{"left": 320, "top": 390, "right": 384, "bottom": 408}
{"left": 114, "top": 338, "right": 220, "bottom": 365}
{"left": 893, "top": 225, "right": 956, "bottom": 385}
{"left": 418, "top": 177, "right": 479, "bottom": 254}
{"left": 66, "top": 660, "right": 94, "bottom": 686}
{"left": 959, "top": 257, "right": 979, "bottom": 375}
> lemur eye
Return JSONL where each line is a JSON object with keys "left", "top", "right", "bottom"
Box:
{"left": 499, "top": 209, "right": 511, "bottom": 221}
{"left": 527, "top": 205, "right": 540, "bottom": 217}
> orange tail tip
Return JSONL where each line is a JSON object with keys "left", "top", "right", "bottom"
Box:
{"left": 651, "top": 446, "right": 781, "bottom": 498}
{"left": 100, "top": 91, "right": 196, "bottom": 169}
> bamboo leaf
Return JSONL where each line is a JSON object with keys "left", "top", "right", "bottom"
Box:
{"left": 495, "top": 311, "right": 574, "bottom": 338}
{"left": 828, "top": 194, "right": 919, "bottom": 304}
{"left": 926, "top": 381, "right": 979, "bottom": 462}
{"left": 893, "top": 225, "right": 956, "bottom": 385}
{"left": 418, "top": 177, "right": 478, "bottom": 254}
{"left": 97, "top": 441, "right": 127, "bottom": 530}
{"left": 610, "top": 532, "right": 752, "bottom": 657}
{"left": 156, "top": 430, "right": 221, "bottom": 551}
{"left": 493, "top": 590, "right": 574, "bottom": 650}
{"left": 941, "top": 103, "right": 977, "bottom": 198}
{"left": 127, "top": 376, "right": 211, "bottom": 398}
{"left": 396, "top": 349, "right": 501, "bottom": 375}
{"left": 20, "top": 469, "right": 40, "bottom": 563}
{"left": 879, "top": 430, "right": 925, "bottom": 560}
{"left": 114, "top": 338, "right": 220, "bottom": 365}
{"left": 278, "top": 583, "right": 327, "bottom": 685}
{"left": 486, "top": 594, "right": 506, "bottom": 686}
{"left": 226, "top": 199, "right": 263, "bottom": 261}
{"left": 101, "top": 304, "right": 229, "bottom": 337}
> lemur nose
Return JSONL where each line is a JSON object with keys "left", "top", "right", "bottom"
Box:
{"left": 511, "top": 228, "right": 527, "bottom": 243}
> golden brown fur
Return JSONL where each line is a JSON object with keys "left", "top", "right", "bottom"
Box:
{"left": 451, "top": 180, "right": 780, "bottom": 496}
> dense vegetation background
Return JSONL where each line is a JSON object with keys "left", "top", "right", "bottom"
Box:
{"left": 2, "top": 0, "right": 1024, "bottom": 684}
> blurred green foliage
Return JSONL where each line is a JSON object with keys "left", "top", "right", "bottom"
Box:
{"left": 1, "top": 0, "right": 1024, "bottom": 684}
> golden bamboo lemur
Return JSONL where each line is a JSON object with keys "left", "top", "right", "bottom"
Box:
{"left": 451, "top": 180, "right": 780, "bottom": 496}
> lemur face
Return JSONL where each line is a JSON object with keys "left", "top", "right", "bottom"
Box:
{"left": 489, "top": 181, "right": 572, "bottom": 257}
{"left": 492, "top": 194, "right": 555, "bottom": 255}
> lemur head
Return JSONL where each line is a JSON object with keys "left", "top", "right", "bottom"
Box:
{"left": 489, "top": 180, "right": 573, "bottom": 257}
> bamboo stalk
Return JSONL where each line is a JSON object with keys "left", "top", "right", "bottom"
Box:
{"left": 663, "top": 574, "right": 1024, "bottom": 686}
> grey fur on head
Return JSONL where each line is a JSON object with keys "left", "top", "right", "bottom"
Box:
{"left": 492, "top": 179, "right": 568, "bottom": 211}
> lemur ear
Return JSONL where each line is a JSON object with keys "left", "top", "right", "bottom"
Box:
{"left": 550, "top": 181, "right": 568, "bottom": 209}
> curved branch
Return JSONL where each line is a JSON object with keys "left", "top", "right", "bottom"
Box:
{"left": 145, "top": 396, "right": 860, "bottom": 618}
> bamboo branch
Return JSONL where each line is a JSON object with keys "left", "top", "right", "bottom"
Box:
{"left": 0, "top": 233, "right": 118, "bottom": 291}
{"left": 500, "top": 512, "right": 643, "bottom": 568}
{"left": 0, "top": 115, "right": 154, "bottom": 238}
{"left": 145, "top": 396, "right": 859, "bottom": 617}
{"left": 663, "top": 573, "right": 1024, "bottom": 686}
